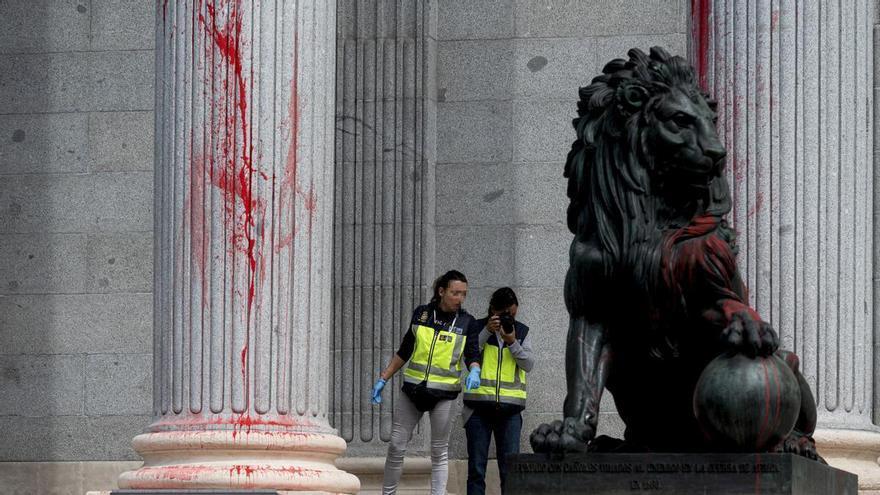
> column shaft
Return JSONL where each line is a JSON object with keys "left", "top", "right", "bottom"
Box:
{"left": 332, "top": 0, "right": 437, "bottom": 454}
{"left": 707, "top": 0, "right": 875, "bottom": 429}
{"left": 119, "top": 1, "right": 358, "bottom": 491}
{"left": 704, "top": 0, "right": 879, "bottom": 489}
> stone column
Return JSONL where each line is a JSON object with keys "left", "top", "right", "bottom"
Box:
{"left": 118, "top": 1, "right": 359, "bottom": 492}
{"left": 331, "top": 0, "right": 438, "bottom": 491}
{"left": 699, "top": 0, "right": 880, "bottom": 490}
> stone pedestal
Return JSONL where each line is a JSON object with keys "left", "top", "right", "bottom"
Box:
{"left": 112, "top": 491, "right": 277, "bottom": 495}
{"left": 117, "top": 1, "right": 358, "bottom": 492}
{"left": 506, "top": 453, "right": 857, "bottom": 495}
{"left": 698, "top": 0, "right": 879, "bottom": 491}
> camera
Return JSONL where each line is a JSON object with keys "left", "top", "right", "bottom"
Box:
{"left": 497, "top": 311, "right": 515, "bottom": 334}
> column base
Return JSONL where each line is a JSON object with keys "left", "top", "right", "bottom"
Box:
{"left": 118, "top": 430, "right": 360, "bottom": 493}
{"left": 814, "top": 428, "right": 880, "bottom": 493}
{"left": 336, "top": 457, "right": 434, "bottom": 494}
{"left": 332, "top": 457, "right": 499, "bottom": 494}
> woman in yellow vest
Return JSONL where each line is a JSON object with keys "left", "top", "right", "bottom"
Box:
{"left": 371, "top": 270, "right": 482, "bottom": 495}
{"left": 462, "top": 287, "right": 534, "bottom": 495}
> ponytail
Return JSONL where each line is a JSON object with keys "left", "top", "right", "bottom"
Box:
{"left": 431, "top": 270, "right": 468, "bottom": 303}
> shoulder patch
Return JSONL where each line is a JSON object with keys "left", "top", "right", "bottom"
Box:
{"left": 419, "top": 310, "right": 429, "bottom": 323}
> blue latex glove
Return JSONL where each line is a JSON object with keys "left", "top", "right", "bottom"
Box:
{"left": 371, "top": 378, "right": 386, "bottom": 404}
{"left": 465, "top": 366, "right": 481, "bottom": 391}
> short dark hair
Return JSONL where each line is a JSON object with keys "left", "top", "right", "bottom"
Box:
{"left": 431, "top": 270, "right": 468, "bottom": 303}
{"left": 489, "top": 287, "right": 518, "bottom": 311}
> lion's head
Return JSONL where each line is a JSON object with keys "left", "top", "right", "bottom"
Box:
{"left": 565, "top": 47, "right": 730, "bottom": 264}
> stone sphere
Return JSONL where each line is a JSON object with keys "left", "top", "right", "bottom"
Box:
{"left": 693, "top": 352, "right": 801, "bottom": 452}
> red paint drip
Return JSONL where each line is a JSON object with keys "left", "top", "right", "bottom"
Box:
{"left": 201, "top": 1, "right": 258, "bottom": 316}
{"left": 305, "top": 183, "right": 317, "bottom": 229}
{"left": 732, "top": 157, "right": 745, "bottom": 184}
{"left": 691, "top": 0, "right": 711, "bottom": 91}
{"left": 229, "top": 464, "right": 257, "bottom": 478}
{"left": 151, "top": 413, "right": 323, "bottom": 431}
{"left": 184, "top": 8, "right": 306, "bottom": 421}
{"left": 772, "top": 359, "right": 782, "bottom": 430}
{"left": 747, "top": 191, "right": 765, "bottom": 219}
{"left": 277, "top": 35, "right": 305, "bottom": 248}
{"left": 756, "top": 360, "right": 772, "bottom": 449}
{"left": 197, "top": 2, "right": 260, "bottom": 413}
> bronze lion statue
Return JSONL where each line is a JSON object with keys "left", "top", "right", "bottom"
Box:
{"left": 530, "top": 47, "right": 819, "bottom": 458}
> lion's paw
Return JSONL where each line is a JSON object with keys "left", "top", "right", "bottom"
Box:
{"left": 722, "top": 310, "right": 778, "bottom": 357}
{"left": 776, "top": 431, "right": 825, "bottom": 464}
{"left": 530, "top": 418, "right": 593, "bottom": 453}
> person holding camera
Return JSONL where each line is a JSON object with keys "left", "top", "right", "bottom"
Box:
{"left": 462, "top": 287, "right": 534, "bottom": 495}
{"left": 370, "top": 270, "right": 483, "bottom": 495}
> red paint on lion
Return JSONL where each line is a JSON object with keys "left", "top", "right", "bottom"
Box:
{"left": 757, "top": 360, "right": 772, "bottom": 448}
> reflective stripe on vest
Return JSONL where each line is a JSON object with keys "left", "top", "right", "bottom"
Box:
{"left": 403, "top": 322, "right": 466, "bottom": 390}
{"left": 463, "top": 343, "right": 527, "bottom": 406}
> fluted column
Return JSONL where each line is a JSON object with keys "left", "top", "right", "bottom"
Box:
{"left": 118, "top": 1, "right": 359, "bottom": 492}
{"left": 330, "top": 1, "right": 438, "bottom": 491}
{"left": 332, "top": 0, "right": 436, "bottom": 452}
{"left": 700, "top": 0, "right": 879, "bottom": 490}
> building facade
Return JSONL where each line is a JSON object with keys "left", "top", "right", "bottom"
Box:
{"left": 0, "top": 1, "right": 878, "bottom": 493}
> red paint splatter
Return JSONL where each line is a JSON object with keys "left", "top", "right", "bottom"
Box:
{"left": 719, "top": 299, "right": 761, "bottom": 323}
{"left": 732, "top": 157, "right": 746, "bottom": 183}
{"left": 229, "top": 464, "right": 257, "bottom": 478}
{"left": 240, "top": 343, "right": 249, "bottom": 422}
{"left": 178, "top": 5, "right": 310, "bottom": 423}
{"left": 195, "top": 2, "right": 259, "bottom": 412}
{"left": 279, "top": 466, "right": 323, "bottom": 476}
{"left": 151, "top": 412, "right": 323, "bottom": 431}
{"left": 747, "top": 191, "right": 765, "bottom": 219}
{"left": 202, "top": 1, "right": 258, "bottom": 314}
{"left": 137, "top": 465, "right": 213, "bottom": 482}
{"left": 305, "top": 182, "right": 317, "bottom": 227}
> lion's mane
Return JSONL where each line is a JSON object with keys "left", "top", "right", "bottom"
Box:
{"left": 564, "top": 47, "right": 741, "bottom": 353}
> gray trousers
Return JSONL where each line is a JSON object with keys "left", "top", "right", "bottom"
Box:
{"left": 382, "top": 391, "right": 455, "bottom": 495}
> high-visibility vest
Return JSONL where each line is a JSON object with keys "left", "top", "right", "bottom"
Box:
{"left": 463, "top": 340, "right": 527, "bottom": 407}
{"left": 402, "top": 313, "right": 468, "bottom": 392}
